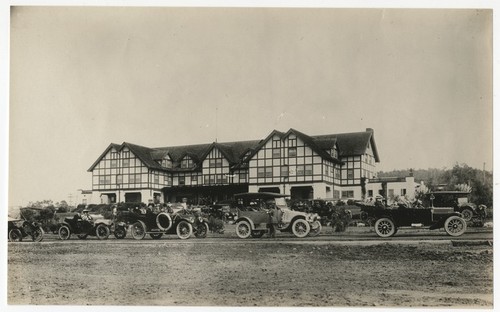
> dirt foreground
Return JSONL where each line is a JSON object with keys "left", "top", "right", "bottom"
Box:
{"left": 8, "top": 240, "right": 493, "bottom": 307}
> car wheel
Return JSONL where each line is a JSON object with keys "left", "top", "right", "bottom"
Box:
{"left": 149, "top": 233, "right": 163, "bottom": 239}
{"left": 308, "top": 220, "right": 322, "bottom": 237}
{"left": 131, "top": 221, "right": 146, "bottom": 240}
{"left": 77, "top": 234, "right": 88, "bottom": 239}
{"left": 176, "top": 221, "right": 193, "bottom": 239}
{"left": 58, "top": 225, "right": 71, "bottom": 240}
{"left": 8, "top": 229, "right": 23, "bottom": 242}
{"left": 113, "top": 226, "right": 127, "bottom": 239}
{"left": 235, "top": 221, "right": 252, "bottom": 239}
{"left": 374, "top": 218, "right": 396, "bottom": 237}
{"left": 444, "top": 216, "right": 467, "bottom": 237}
{"left": 95, "top": 224, "right": 110, "bottom": 240}
{"left": 194, "top": 222, "right": 209, "bottom": 238}
{"left": 461, "top": 208, "right": 473, "bottom": 222}
{"left": 32, "top": 226, "right": 44, "bottom": 242}
{"left": 292, "top": 219, "right": 310, "bottom": 238}
{"left": 250, "top": 230, "right": 265, "bottom": 238}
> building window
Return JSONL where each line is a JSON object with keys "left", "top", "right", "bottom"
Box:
{"left": 111, "top": 152, "right": 117, "bottom": 159}
{"left": 239, "top": 172, "right": 246, "bottom": 181}
{"left": 288, "top": 147, "right": 297, "bottom": 157}
{"left": 305, "top": 165, "right": 313, "bottom": 175}
{"left": 401, "top": 189, "right": 407, "bottom": 196}
{"left": 209, "top": 158, "right": 223, "bottom": 167}
{"left": 341, "top": 191, "right": 354, "bottom": 198}
{"left": 265, "top": 167, "right": 273, "bottom": 178}
{"left": 331, "top": 148, "right": 338, "bottom": 158}
{"left": 257, "top": 167, "right": 265, "bottom": 178}
{"left": 153, "top": 173, "right": 159, "bottom": 184}
{"left": 281, "top": 165, "right": 289, "bottom": 177}
{"left": 192, "top": 175, "right": 197, "bottom": 183}
{"left": 216, "top": 174, "right": 226, "bottom": 184}
{"left": 181, "top": 158, "right": 193, "bottom": 168}
{"left": 117, "top": 174, "right": 123, "bottom": 185}
{"left": 388, "top": 189, "right": 394, "bottom": 198}
{"left": 289, "top": 138, "right": 297, "bottom": 147}
{"left": 368, "top": 190, "right": 373, "bottom": 197}
{"left": 130, "top": 174, "right": 141, "bottom": 184}
{"left": 179, "top": 176, "right": 185, "bottom": 185}
{"left": 272, "top": 148, "right": 281, "bottom": 158}
{"left": 111, "top": 159, "right": 117, "bottom": 168}
{"left": 347, "top": 169, "right": 354, "bottom": 180}
{"left": 162, "top": 158, "right": 172, "bottom": 168}
{"left": 123, "top": 158, "right": 130, "bottom": 167}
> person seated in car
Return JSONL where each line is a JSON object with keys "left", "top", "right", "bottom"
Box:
{"left": 81, "top": 209, "right": 93, "bottom": 222}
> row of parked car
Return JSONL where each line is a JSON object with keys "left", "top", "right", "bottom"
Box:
{"left": 8, "top": 191, "right": 487, "bottom": 242}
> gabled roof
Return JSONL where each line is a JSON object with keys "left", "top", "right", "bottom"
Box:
{"left": 312, "top": 128, "right": 380, "bottom": 162}
{"left": 286, "top": 128, "right": 343, "bottom": 164}
{"left": 88, "top": 128, "right": 379, "bottom": 172}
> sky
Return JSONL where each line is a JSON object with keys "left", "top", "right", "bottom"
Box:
{"left": 5, "top": 5, "right": 494, "bottom": 207}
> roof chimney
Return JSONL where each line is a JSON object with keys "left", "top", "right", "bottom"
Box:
{"left": 366, "top": 128, "right": 374, "bottom": 132}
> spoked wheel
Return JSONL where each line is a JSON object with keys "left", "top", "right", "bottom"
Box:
{"left": 194, "top": 222, "right": 209, "bottom": 238}
{"left": 31, "top": 226, "right": 44, "bottom": 242}
{"left": 461, "top": 209, "right": 474, "bottom": 222}
{"left": 374, "top": 218, "right": 396, "bottom": 237}
{"left": 77, "top": 234, "right": 88, "bottom": 239}
{"left": 250, "top": 230, "right": 265, "bottom": 238}
{"left": 58, "top": 225, "right": 71, "bottom": 240}
{"left": 149, "top": 233, "right": 164, "bottom": 239}
{"left": 308, "top": 220, "right": 322, "bottom": 237}
{"left": 292, "top": 219, "right": 310, "bottom": 238}
{"left": 95, "top": 224, "right": 110, "bottom": 240}
{"left": 131, "top": 221, "right": 146, "bottom": 240}
{"left": 176, "top": 221, "right": 193, "bottom": 239}
{"left": 444, "top": 216, "right": 467, "bottom": 237}
{"left": 235, "top": 221, "right": 252, "bottom": 239}
{"left": 113, "top": 226, "right": 127, "bottom": 239}
{"left": 8, "top": 229, "right": 23, "bottom": 242}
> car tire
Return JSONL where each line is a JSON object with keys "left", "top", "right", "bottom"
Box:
{"left": 235, "top": 221, "right": 252, "bottom": 239}
{"left": 444, "top": 216, "right": 467, "bottom": 237}
{"left": 194, "top": 222, "right": 209, "bottom": 238}
{"left": 308, "top": 220, "right": 322, "bottom": 237}
{"left": 461, "top": 208, "right": 474, "bottom": 222}
{"left": 114, "top": 226, "right": 127, "bottom": 239}
{"left": 291, "top": 219, "right": 310, "bottom": 238}
{"left": 176, "top": 221, "right": 193, "bottom": 239}
{"left": 131, "top": 221, "right": 146, "bottom": 240}
{"left": 374, "top": 218, "right": 396, "bottom": 237}
{"left": 8, "top": 229, "right": 23, "bottom": 242}
{"left": 58, "top": 225, "right": 71, "bottom": 240}
{"left": 95, "top": 224, "right": 110, "bottom": 240}
{"left": 32, "top": 226, "right": 44, "bottom": 242}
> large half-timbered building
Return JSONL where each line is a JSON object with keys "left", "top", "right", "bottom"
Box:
{"left": 85, "top": 128, "right": 416, "bottom": 205}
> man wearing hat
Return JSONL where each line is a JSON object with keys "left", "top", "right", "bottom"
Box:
{"left": 81, "top": 209, "right": 93, "bottom": 222}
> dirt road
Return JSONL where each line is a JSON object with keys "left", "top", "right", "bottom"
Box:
{"left": 8, "top": 238, "right": 492, "bottom": 307}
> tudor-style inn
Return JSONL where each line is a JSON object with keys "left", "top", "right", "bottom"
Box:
{"left": 85, "top": 128, "right": 417, "bottom": 205}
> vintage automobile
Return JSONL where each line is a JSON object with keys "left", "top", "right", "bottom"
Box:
{"left": 367, "top": 206, "right": 467, "bottom": 237}
{"left": 118, "top": 208, "right": 207, "bottom": 240}
{"left": 7, "top": 208, "right": 44, "bottom": 242}
{"left": 233, "top": 192, "right": 322, "bottom": 239}
{"left": 420, "top": 191, "right": 485, "bottom": 223}
{"left": 57, "top": 212, "right": 111, "bottom": 240}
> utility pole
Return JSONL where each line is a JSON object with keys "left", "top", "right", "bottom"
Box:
{"left": 483, "top": 162, "right": 486, "bottom": 184}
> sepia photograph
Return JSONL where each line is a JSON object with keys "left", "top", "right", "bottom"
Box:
{"left": 1, "top": 1, "right": 496, "bottom": 311}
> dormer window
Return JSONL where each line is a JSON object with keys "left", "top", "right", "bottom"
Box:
{"left": 162, "top": 157, "right": 172, "bottom": 168}
{"left": 331, "top": 147, "right": 338, "bottom": 158}
{"left": 181, "top": 157, "right": 193, "bottom": 169}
